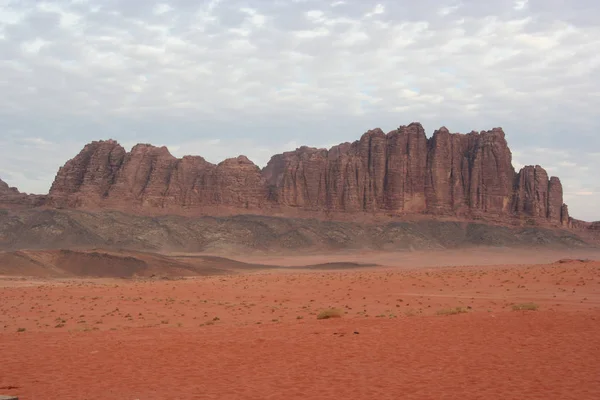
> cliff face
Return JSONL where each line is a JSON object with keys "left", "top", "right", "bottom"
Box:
{"left": 262, "top": 123, "right": 567, "bottom": 224}
{"left": 48, "top": 140, "right": 268, "bottom": 210}
{"left": 425, "top": 126, "right": 514, "bottom": 216}
{"left": 45, "top": 123, "right": 571, "bottom": 225}
{"left": 512, "top": 166, "right": 569, "bottom": 226}
{"left": 48, "top": 139, "right": 127, "bottom": 207}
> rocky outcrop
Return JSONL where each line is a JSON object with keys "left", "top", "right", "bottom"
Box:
{"left": 561, "top": 204, "right": 571, "bottom": 227}
{"left": 1, "top": 178, "right": 13, "bottom": 193}
{"left": 48, "top": 140, "right": 268, "bottom": 210}
{"left": 264, "top": 124, "right": 547, "bottom": 221}
{"left": 45, "top": 123, "right": 572, "bottom": 225}
{"left": 570, "top": 218, "right": 600, "bottom": 232}
{"left": 512, "top": 165, "right": 570, "bottom": 225}
{"left": 48, "top": 139, "right": 127, "bottom": 207}
{"left": 424, "top": 127, "right": 514, "bottom": 216}
{"left": 548, "top": 177, "right": 565, "bottom": 224}
{"left": 0, "top": 178, "right": 45, "bottom": 208}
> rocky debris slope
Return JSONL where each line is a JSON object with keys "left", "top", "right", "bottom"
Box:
{"left": 40, "top": 122, "right": 570, "bottom": 226}
{"left": 0, "top": 178, "right": 45, "bottom": 208}
{"left": 0, "top": 209, "right": 589, "bottom": 253}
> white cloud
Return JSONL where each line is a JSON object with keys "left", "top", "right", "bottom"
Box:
{"left": 240, "top": 7, "right": 267, "bottom": 28}
{"left": 153, "top": 4, "right": 173, "bottom": 15}
{"left": 438, "top": 4, "right": 462, "bottom": 17}
{"left": 333, "top": 30, "right": 369, "bottom": 47}
{"left": 558, "top": 161, "right": 576, "bottom": 168}
{"left": 305, "top": 10, "right": 324, "bottom": 22}
{"left": 294, "top": 27, "right": 330, "bottom": 38}
{"left": 514, "top": 0, "right": 528, "bottom": 11}
{"left": 21, "top": 137, "right": 53, "bottom": 146}
{"left": 21, "top": 38, "right": 49, "bottom": 54}
{"left": 571, "top": 191, "right": 594, "bottom": 196}
{"left": 365, "top": 4, "right": 385, "bottom": 18}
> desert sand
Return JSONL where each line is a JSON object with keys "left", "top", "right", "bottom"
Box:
{"left": 1, "top": 251, "right": 599, "bottom": 400}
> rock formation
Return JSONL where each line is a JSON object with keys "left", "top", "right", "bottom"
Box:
{"left": 512, "top": 165, "right": 569, "bottom": 226}
{"left": 262, "top": 123, "right": 568, "bottom": 224}
{"left": 0, "top": 178, "right": 45, "bottom": 208}
{"left": 48, "top": 139, "right": 127, "bottom": 207}
{"left": 570, "top": 218, "right": 600, "bottom": 232}
{"left": 48, "top": 140, "right": 268, "bottom": 210}
{"left": 43, "top": 123, "right": 573, "bottom": 225}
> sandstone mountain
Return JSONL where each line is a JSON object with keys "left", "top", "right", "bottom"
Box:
{"left": 44, "top": 122, "right": 570, "bottom": 227}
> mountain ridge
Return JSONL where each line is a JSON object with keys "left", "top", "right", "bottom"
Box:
{"left": 43, "top": 122, "right": 571, "bottom": 226}
{"left": 1, "top": 121, "right": 596, "bottom": 231}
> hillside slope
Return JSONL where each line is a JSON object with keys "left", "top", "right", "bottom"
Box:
{"left": 0, "top": 209, "right": 589, "bottom": 254}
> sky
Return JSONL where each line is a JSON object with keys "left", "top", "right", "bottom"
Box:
{"left": 0, "top": 0, "right": 598, "bottom": 220}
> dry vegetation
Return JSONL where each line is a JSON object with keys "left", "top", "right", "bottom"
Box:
{"left": 317, "top": 308, "right": 343, "bottom": 320}
{"left": 436, "top": 307, "right": 470, "bottom": 316}
{"left": 512, "top": 302, "right": 539, "bottom": 311}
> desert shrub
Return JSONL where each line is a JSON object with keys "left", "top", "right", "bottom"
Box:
{"left": 436, "top": 307, "right": 469, "bottom": 316}
{"left": 512, "top": 302, "right": 539, "bottom": 311}
{"left": 317, "top": 308, "right": 343, "bottom": 320}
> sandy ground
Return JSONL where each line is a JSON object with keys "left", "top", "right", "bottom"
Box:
{"left": 1, "top": 258, "right": 599, "bottom": 399}
{"left": 218, "top": 247, "right": 600, "bottom": 267}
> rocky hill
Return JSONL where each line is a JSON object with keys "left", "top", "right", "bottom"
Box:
{"left": 0, "top": 178, "right": 45, "bottom": 208}
{"left": 43, "top": 123, "right": 570, "bottom": 226}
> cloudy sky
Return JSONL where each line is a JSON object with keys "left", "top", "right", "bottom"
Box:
{"left": 0, "top": 0, "right": 598, "bottom": 220}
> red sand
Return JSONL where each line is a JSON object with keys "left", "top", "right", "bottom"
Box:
{"left": 1, "top": 260, "right": 599, "bottom": 399}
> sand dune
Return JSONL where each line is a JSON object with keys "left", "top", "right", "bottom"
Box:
{"left": 0, "top": 248, "right": 384, "bottom": 279}
{"left": 0, "top": 249, "right": 252, "bottom": 278}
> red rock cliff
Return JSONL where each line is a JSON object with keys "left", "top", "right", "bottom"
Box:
{"left": 48, "top": 140, "right": 268, "bottom": 210}
{"left": 512, "top": 165, "right": 569, "bottom": 226}
{"left": 46, "top": 123, "right": 571, "bottom": 224}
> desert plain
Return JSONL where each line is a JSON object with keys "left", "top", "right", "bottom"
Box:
{"left": 1, "top": 248, "right": 599, "bottom": 400}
